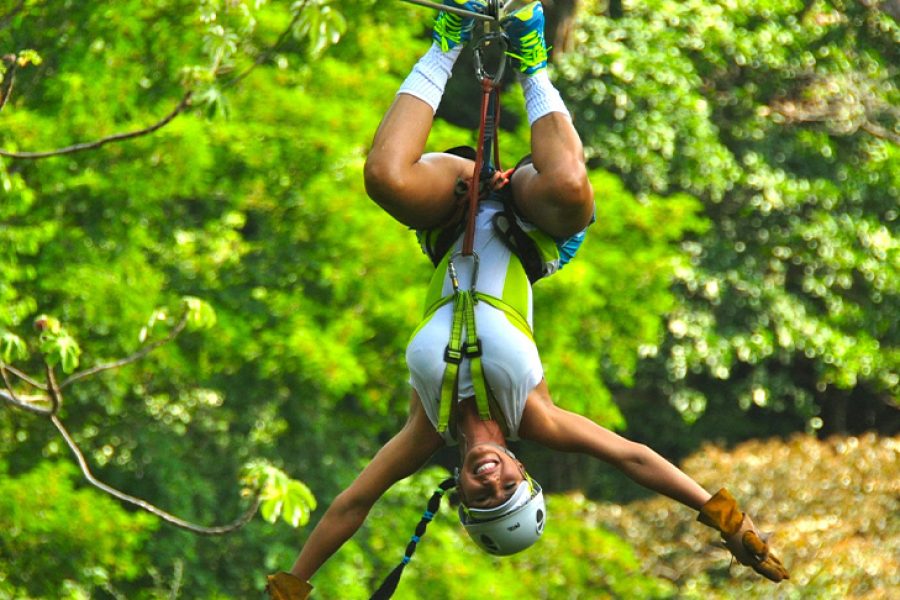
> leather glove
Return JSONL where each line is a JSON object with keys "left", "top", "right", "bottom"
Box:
{"left": 698, "top": 488, "right": 790, "bottom": 583}
{"left": 266, "top": 572, "right": 313, "bottom": 600}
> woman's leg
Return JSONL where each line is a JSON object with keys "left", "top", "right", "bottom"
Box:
{"left": 364, "top": 91, "right": 473, "bottom": 230}
{"left": 511, "top": 109, "right": 594, "bottom": 238}
{"left": 364, "top": 4, "right": 484, "bottom": 231}
{"left": 505, "top": 2, "right": 595, "bottom": 238}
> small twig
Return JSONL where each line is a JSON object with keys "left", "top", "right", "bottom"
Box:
{"left": 0, "top": 363, "right": 17, "bottom": 399}
{"left": 60, "top": 311, "right": 189, "bottom": 389}
{"left": 222, "top": 2, "right": 306, "bottom": 90}
{"left": 0, "top": 90, "right": 193, "bottom": 159}
{"left": 1, "top": 362, "right": 47, "bottom": 389}
{"left": 860, "top": 120, "right": 900, "bottom": 145}
{"left": 0, "top": 390, "right": 53, "bottom": 414}
{"left": 52, "top": 414, "right": 261, "bottom": 535}
{"left": 0, "top": 365, "right": 52, "bottom": 415}
{"left": 0, "top": 57, "right": 16, "bottom": 112}
{"left": 44, "top": 360, "right": 61, "bottom": 414}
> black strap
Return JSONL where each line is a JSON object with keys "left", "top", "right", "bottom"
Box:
{"left": 490, "top": 155, "right": 546, "bottom": 283}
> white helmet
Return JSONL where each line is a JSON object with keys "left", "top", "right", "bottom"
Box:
{"left": 458, "top": 476, "right": 546, "bottom": 556}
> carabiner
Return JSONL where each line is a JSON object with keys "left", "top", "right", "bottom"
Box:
{"left": 448, "top": 251, "right": 480, "bottom": 293}
{"left": 473, "top": 31, "right": 508, "bottom": 83}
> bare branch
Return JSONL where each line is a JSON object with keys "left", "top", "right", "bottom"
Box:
{"left": 60, "top": 310, "right": 190, "bottom": 389}
{"left": 0, "top": 91, "right": 193, "bottom": 160}
{"left": 44, "top": 360, "right": 61, "bottom": 414}
{"left": 0, "top": 390, "right": 53, "bottom": 414}
{"left": 1, "top": 362, "right": 47, "bottom": 389}
{"left": 861, "top": 120, "right": 900, "bottom": 145}
{"left": 0, "top": 56, "right": 16, "bottom": 113}
{"left": 0, "top": 364, "right": 52, "bottom": 415}
{"left": 222, "top": 2, "right": 306, "bottom": 90}
{"left": 51, "top": 414, "right": 261, "bottom": 535}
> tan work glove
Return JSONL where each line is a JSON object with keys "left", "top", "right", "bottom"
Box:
{"left": 266, "top": 572, "right": 313, "bottom": 600}
{"left": 698, "top": 488, "right": 790, "bottom": 583}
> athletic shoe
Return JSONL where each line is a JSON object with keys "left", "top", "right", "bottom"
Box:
{"left": 432, "top": 0, "right": 488, "bottom": 52}
{"left": 503, "top": 1, "right": 548, "bottom": 75}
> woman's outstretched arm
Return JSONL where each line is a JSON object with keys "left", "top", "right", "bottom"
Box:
{"left": 519, "top": 380, "right": 789, "bottom": 582}
{"left": 289, "top": 392, "right": 444, "bottom": 581}
{"left": 518, "top": 380, "right": 711, "bottom": 509}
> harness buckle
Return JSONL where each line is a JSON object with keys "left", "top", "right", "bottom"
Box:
{"left": 444, "top": 346, "right": 463, "bottom": 365}
{"left": 465, "top": 339, "right": 483, "bottom": 358}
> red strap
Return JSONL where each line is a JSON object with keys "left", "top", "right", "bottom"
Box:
{"left": 462, "top": 77, "right": 499, "bottom": 256}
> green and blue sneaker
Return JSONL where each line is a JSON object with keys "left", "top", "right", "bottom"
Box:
{"left": 432, "top": 0, "right": 488, "bottom": 52}
{"left": 503, "top": 1, "right": 549, "bottom": 75}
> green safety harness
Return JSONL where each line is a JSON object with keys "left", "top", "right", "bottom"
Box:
{"left": 409, "top": 1, "right": 556, "bottom": 435}
{"left": 428, "top": 12, "right": 517, "bottom": 434}
{"left": 416, "top": 254, "right": 535, "bottom": 433}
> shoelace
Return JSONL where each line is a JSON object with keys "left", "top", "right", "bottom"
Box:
{"left": 434, "top": 12, "right": 466, "bottom": 52}
{"left": 507, "top": 30, "right": 547, "bottom": 68}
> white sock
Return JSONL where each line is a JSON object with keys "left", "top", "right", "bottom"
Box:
{"left": 397, "top": 42, "right": 462, "bottom": 113}
{"left": 521, "top": 70, "right": 571, "bottom": 125}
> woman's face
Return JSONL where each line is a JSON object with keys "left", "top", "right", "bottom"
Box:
{"left": 458, "top": 443, "right": 526, "bottom": 509}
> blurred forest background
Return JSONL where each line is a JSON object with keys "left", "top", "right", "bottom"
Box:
{"left": 1, "top": 0, "right": 897, "bottom": 598}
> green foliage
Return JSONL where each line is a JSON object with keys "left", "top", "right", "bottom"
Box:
{"left": 557, "top": 0, "right": 899, "bottom": 432}
{"left": 535, "top": 171, "right": 709, "bottom": 427}
{"left": 35, "top": 315, "right": 81, "bottom": 373}
{"left": 0, "top": 461, "right": 157, "bottom": 598}
{"left": 242, "top": 460, "right": 317, "bottom": 528}
{"left": 294, "top": 0, "right": 348, "bottom": 58}
{"left": 183, "top": 296, "right": 218, "bottom": 331}
{"left": 592, "top": 433, "right": 900, "bottom": 599}
{"left": 0, "top": 331, "right": 28, "bottom": 363}
{"left": 0, "top": 0, "right": 896, "bottom": 597}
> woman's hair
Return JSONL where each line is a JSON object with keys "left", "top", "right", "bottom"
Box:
{"left": 370, "top": 476, "right": 457, "bottom": 600}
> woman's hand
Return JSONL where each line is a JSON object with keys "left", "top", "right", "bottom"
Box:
{"left": 699, "top": 489, "right": 790, "bottom": 582}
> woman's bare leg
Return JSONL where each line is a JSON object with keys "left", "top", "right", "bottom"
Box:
{"left": 511, "top": 112, "right": 594, "bottom": 238}
{"left": 364, "top": 93, "right": 473, "bottom": 230}
{"left": 503, "top": 3, "right": 595, "bottom": 239}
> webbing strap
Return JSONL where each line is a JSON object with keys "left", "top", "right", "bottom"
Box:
{"left": 463, "top": 79, "right": 498, "bottom": 256}
{"left": 437, "top": 290, "right": 491, "bottom": 432}
{"left": 464, "top": 293, "right": 491, "bottom": 422}
{"left": 438, "top": 291, "right": 466, "bottom": 431}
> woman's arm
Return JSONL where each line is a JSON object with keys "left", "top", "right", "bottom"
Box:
{"left": 519, "top": 381, "right": 789, "bottom": 582}
{"left": 290, "top": 392, "right": 444, "bottom": 581}
{"left": 519, "top": 381, "right": 711, "bottom": 510}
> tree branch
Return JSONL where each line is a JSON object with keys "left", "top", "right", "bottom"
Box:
{"left": 4, "top": 310, "right": 261, "bottom": 535}
{"left": 52, "top": 413, "right": 261, "bottom": 535}
{"left": 0, "top": 90, "right": 193, "bottom": 159}
{"left": 221, "top": 0, "right": 307, "bottom": 90}
{"left": 60, "top": 310, "right": 189, "bottom": 389}
{"left": 861, "top": 120, "right": 900, "bottom": 145}
{"left": 1, "top": 362, "right": 47, "bottom": 389}
{"left": 44, "top": 359, "right": 61, "bottom": 414}
{"left": 0, "top": 0, "right": 311, "bottom": 158}
{"left": 0, "top": 364, "right": 52, "bottom": 415}
{"left": 0, "top": 56, "right": 16, "bottom": 113}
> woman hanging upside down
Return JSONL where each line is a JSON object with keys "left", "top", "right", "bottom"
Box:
{"left": 266, "top": 2, "right": 788, "bottom": 598}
